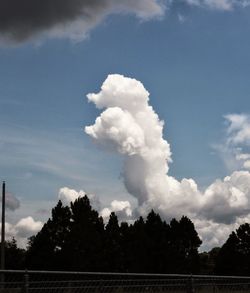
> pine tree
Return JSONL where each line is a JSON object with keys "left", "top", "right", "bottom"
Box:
{"left": 63, "top": 196, "right": 105, "bottom": 271}
{"left": 26, "top": 200, "right": 71, "bottom": 270}
{"left": 104, "top": 212, "right": 122, "bottom": 271}
{"left": 5, "top": 238, "right": 25, "bottom": 269}
{"left": 216, "top": 223, "right": 250, "bottom": 276}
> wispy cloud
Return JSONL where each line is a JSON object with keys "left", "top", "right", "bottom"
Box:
{"left": 214, "top": 113, "right": 250, "bottom": 172}
{"left": 183, "top": 0, "right": 250, "bottom": 10}
{"left": 177, "top": 13, "right": 187, "bottom": 23}
{"left": 0, "top": 124, "right": 102, "bottom": 183}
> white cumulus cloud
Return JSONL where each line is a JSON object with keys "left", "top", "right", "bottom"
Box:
{"left": 100, "top": 200, "right": 132, "bottom": 220}
{"left": 59, "top": 187, "right": 87, "bottom": 205}
{"left": 3, "top": 217, "right": 43, "bottom": 248}
{"left": 85, "top": 74, "right": 250, "bottom": 250}
{"left": 58, "top": 186, "right": 101, "bottom": 210}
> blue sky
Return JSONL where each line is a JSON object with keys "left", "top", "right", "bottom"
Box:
{"left": 1, "top": 0, "right": 250, "bottom": 249}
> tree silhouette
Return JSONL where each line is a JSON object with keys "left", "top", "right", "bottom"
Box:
{"left": 63, "top": 196, "right": 105, "bottom": 271}
{"left": 216, "top": 223, "right": 250, "bottom": 276}
{"left": 26, "top": 200, "right": 71, "bottom": 270}
{"left": 26, "top": 196, "right": 203, "bottom": 273}
{"left": 5, "top": 238, "right": 25, "bottom": 269}
{"left": 103, "top": 212, "right": 122, "bottom": 271}
{"left": 145, "top": 210, "right": 170, "bottom": 273}
{"left": 127, "top": 216, "right": 149, "bottom": 272}
{"left": 199, "top": 247, "right": 220, "bottom": 275}
{"left": 168, "top": 216, "right": 202, "bottom": 273}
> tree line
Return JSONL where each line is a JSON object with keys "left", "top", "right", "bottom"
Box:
{"left": 4, "top": 195, "right": 250, "bottom": 275}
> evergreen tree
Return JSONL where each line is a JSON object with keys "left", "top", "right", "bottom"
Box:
{"left": 128, "top": 216, "right": 149, "bottom": 272}
{"left": 5, "top": 238, "right": 25, "bottom": 269}
{"left": 104, "top": 212, "right": 122, "bottom": 271}
{"left": 169, "top": 216, "right": 202, "bottom": 273}
{"left": 63, "top": 196, "right": 105, "bottom": 271}
{"left": 179, "top": 216, "right": 202, "bottom": 273}
{"left": 199, "top": 247, "right": 220, "bottom": 275}
{"left": 145, "top": 210, "right": 170, "bottom": 273}
{"left": 216, "top": 223, "right": 250, "bottom": 276}
{"left": 120, "top": 221, "right": 131, "bottom": 272}
{"left": 25, "top": 196, "right": 202, "bottom": 273}
{"left": 26, "top": 200, "right": 71, "bottom": 270}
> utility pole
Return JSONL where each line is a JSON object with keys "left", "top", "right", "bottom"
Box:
{"left": 1, "top": 181, "right": 5, "bottom": 271}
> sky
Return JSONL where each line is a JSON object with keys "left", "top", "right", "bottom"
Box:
{"left": 1, "top": 0, "right": 250, "bottom": 250}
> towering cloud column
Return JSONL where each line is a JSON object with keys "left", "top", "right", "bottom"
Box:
{"left": 85, "top": 74, "right": 200, "bottom": 218}
{"left": 85, "top": 74, "right": 250, "bottom": 248}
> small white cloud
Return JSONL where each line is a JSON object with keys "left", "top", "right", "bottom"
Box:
{"left": 183, "top": 0, "right": 238, "bottom": 10}
{"left": 243, "top": 160, "right": 250, "bottom": 169}
{"left": 177, "top": 13, "right": 186, "bottom": 23}
{"left": 58, "top": 187, "right": 101, "bottom": 210}
{"left": 235, "top": 153, "right": 250, "bottom": 161}
{"left": 2, "top": 217, "right": 43, "bottom": 248}
{"left": 100, "top": 200, "right": 132, "bottom": 220}
{"left": 58, "top": 187, "right": 86, "bottom": 205}
{"left": 214, "top": 114, "right": 250, "bottom": 172}
{"left": 225, "top": 113, "right": 250, "bottom": 145}
{"left": 15, "top": 216, "right": 43, "bottom": 238}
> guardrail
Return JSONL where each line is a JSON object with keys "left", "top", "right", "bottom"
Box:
{"left": 0, "top": 270, "right": 250, "bottom": 292}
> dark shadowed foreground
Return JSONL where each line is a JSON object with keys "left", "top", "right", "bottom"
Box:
{"left": 5, "top": 196, "right": 250, "bottom": 276}
{"left": 1, "top": 270, "right": 250, "bottom": 292}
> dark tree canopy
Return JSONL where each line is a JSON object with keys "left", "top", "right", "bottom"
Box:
{"left": 216, "top": 223, "right": 250, "bottom": 276}
{"left": 4, "top": 194, "right": 250, "bottom": 275}
{"left": 5, "top": 237, "right": 25, "bottom": 269}
{"left": 26, "top": 197, "right": 202, "bottom": 273}
{"left": 63, "top": 196, "right": 105, "bottom": 271}
{"left": 26, "top": 200, "right": 71, "bottom": 270}
{"left": 199, "top": 247, "right": 220, "bottom": 275}
{"left": 103, "top": 212, "right": 122, "bottom": 272}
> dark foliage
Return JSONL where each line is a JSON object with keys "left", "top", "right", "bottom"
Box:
{"left": 215, "top": 223, "right": 250, "bottom": 276}
{"left": 63, "top": 196, "right": 105, "bottom": 271}
{"left": 5, "top": 237, "right": 25, "bottom": 269}
{"left": 26, "top": 200, "right": 71, "bottom": 270}
{"left": 6, "top": 195, "right": 250, "bottom": 275}
{"left": 26, "top": 195, "right": 202, "bottom": 273}
{"left": 199, "top": 247, "right": 220, "bottom": 275}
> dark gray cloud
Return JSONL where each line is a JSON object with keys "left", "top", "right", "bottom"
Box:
{"left": 2, "top": 192, "right": 20, "bottom": 211}
{"left": 0, "top": 0, "right": 164, "bottom": 43}
{"left": 0, "top": 0, "right": 105, "bottom": 42}
{"left": 1, "top": 0, "right": 250, "bottom": 44}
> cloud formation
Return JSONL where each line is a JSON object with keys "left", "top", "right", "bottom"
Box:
{"left": 3, "top": 216, "right": 43, "bottom": 248}
{"left": 85, "top": 74, "right": 250, "bottom": 250}
{"left": 183, "top": 0, "right": 250, "bottom": 10}
{"left": 0, "top": 0, "right": 164, "bottom": 44}
{"left": 2, "top": 192, "right": 20, "bottom": 211}
{"left": 2, "top": 0, "right": 250, "bottom": 44}
{"left": 215, "top": 114, "right": 250, "bottom": 172}
{"left": 226, "top": 113, "right": 250, "bottom": 145}
{"left": 58, "top": 186, "right": 101, "bottom": 210}
{"left": 100, "top": 200, "right": 132, "bottom": 220}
